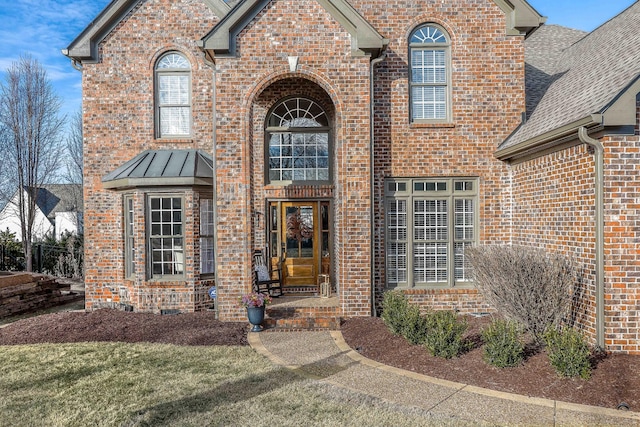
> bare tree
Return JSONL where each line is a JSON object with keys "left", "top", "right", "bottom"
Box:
{"left": 63, "top": 110, "right": 84, "bottom": 232}
{"left": 0, "top": 55, "right": 65, "bottom": 271}
{"left": 64, "top": 110, "right": 83, "bottom": 185}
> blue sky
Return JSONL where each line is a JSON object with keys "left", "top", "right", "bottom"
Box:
{"left": 0, "top": 0, "right": 636, "bottom": 124}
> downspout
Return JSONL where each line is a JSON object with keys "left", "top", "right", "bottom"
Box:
{"left": 70, "top": 59, "right": 83, "bottom": 72}
{"left": 370, "top": 48, "right": 387, "bottom": 317}
{"left": 204, "top": 56, "right": 219, "bottom": 320}
{"left": 578, "top": 126, "right": 605, "bottom": 349}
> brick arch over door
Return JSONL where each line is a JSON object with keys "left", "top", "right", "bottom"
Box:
{"left": 249, "top": 77, "right": 338, "bottom": 251}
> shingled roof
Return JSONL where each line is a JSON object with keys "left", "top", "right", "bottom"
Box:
{"left": 499, "top": 2, "right": 640, "bottom": 158}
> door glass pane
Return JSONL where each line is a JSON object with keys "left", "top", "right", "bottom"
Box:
{"left": 285, "top": 205, "right": 314, "bottom": 258}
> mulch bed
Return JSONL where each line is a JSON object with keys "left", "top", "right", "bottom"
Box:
{"left": 0, "top": 309, "right": 248, "bottom": 346}
{"left": 341, "top": 316, "right": 639, "bottom": 411}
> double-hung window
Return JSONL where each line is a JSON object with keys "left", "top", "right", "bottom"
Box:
{"left": 149, "top": 195, "right": 184, "bottom": 277}
{"left": 200, "top": 198, "right": 215, "bottom": 275}
{"left": 410, "top": 24, "right": 451, "bottom": 123}
{"left": 155, "top": 52, "right": 191, "bottom": 138}
{"left": 385, "top": 178, "right": 477, "bottom": 288}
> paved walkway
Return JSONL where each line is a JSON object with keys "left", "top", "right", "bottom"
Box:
{"left": 249, "top": 331, "right": 640, "bottom": 426}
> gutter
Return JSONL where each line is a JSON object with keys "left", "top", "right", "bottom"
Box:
{"left": 369, "top": 47, "right": 387, "bottom": 317}
{"left": 578, "top": 126, "right": 605, "bottom": 349}
{"left": 203, "top": 56, "right": 219, "bottom": 320}
{"left": 497, "top": 116, "right": 597, "bottom": 162}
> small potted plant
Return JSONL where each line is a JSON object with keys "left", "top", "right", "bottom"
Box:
{"left": 239, "top": 292, "right": 272, "bottom": 332}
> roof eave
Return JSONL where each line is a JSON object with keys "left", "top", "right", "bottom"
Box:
{"left": 493, "top": 0, "right": 546, "bottom": 36}
{"left": 103, "top": 176, "right": 213, "bottom": 190}
{"left": 600, "top": 75, "right": 640, "bottom": 126}
{"left": 200, "top": 0, "right": 387, "bottom": 59}
{"left": 498, "top": 74, "right": 640, "bottom": 162}
{"left": 63, "top": 0, "right": 232, "bottom": 63}
{"left": 496, "top": 116, "right": 599, "bottom": 162}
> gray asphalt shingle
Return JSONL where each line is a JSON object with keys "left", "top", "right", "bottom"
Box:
{"left": 502, "top": 2, "right": 640, "bottom": 150}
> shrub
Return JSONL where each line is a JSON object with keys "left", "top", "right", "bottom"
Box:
{"left": 381, "top": 291, "right": 410, "bottom": 336}
{"left": 543, "top": 327, "right": 592, "bottom": 379}
{"left": 423, "top": 311, "right": 469, "bottom": 359}
{"left": 466, "top": 245, "right": 575, "bottom": 344}
{"left": 402, "top": 304, "right": 429, "bottom": 345}
{"left": 482, "top": 319, "right": 524, "bottom": 368}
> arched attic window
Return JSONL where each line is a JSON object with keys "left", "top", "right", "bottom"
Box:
{"left": 155, "top": 52, "right": 191, "bottom": 138}
{"left": 266, "top": 97, "right": 330, "bottom": 183}
{"left": 409, "top": 24, "right": 451, "bottom": 123}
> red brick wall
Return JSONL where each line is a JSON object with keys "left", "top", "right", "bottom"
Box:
{"left": 81, "top": 0, "right": 219, "bottom": 312}
{"left": 511, "top": 144, "right": 598, "bottom": 340}
{"left": 360, "top": 0, "right": 523, "bottom": 312}
{"left": 512, "top": 136, "right": 640, "bottom": 354}
{"left": 213, "top": 0, "right": 372, "bottom": 320}
{"left": 82, "top": 0, "right": 527, "bottom": 321}
{"left": 600, "top": 134, "right": 640, "bottom": 353}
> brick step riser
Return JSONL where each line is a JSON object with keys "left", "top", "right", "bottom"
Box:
{"left": 263, "top": 305, "right": 341, "bottom": 330}
{"left": 263, "top": 316, "right": 341, "bottom": 331}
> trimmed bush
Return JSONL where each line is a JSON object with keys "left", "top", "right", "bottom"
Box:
{"left": 482, "top": 319, "right": 524, "bottom": 368}
{"left": 423, "top": 311, "right": 469, "bottom": 359}
{"left": 466, "top": 245, "right": 575, "bottom": 344}
{"left": 402, "top": 304, "right": 429, "bottom": 345}
{"left": 544, "top": 327, "right": 592, "bottom": 379}
{"left": 381, "top": 290, "right": 410, "bottom": 336}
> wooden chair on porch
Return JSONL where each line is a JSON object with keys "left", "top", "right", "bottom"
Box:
{"left": 253, "top": 248, "right": 283, "bottom": 297}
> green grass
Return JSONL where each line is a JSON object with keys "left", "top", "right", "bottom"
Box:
{"left": 0, "top": 343, "right": 442, "bottom": 426}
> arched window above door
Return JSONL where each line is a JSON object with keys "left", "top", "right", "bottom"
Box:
{"left": 266, "top": 97, "right": 330, "bottom": 183}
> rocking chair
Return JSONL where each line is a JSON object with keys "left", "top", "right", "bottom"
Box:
{"left": 253, "top": 249, "right": 283, "bottom": 297}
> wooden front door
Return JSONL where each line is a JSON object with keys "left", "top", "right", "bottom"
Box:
{"left": 268, "top": 201, "right": 331, "bottom": 290}
{"left": 281, "top": 202, "right": 319, "bottom": 286}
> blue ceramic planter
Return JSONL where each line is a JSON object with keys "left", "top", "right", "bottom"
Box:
{"left": 247, "top": 306, "right": 265, "bottom": 332}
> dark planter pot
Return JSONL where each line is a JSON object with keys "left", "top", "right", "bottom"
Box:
{"left": 247, "top": 306, "right": 266, "bottom": 332}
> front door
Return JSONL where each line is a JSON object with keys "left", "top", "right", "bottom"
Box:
{"left": 282, "top": 202, "right": 318, "bottom": 286}
{"left": 268, "top": 201, "right": 331, "bottom": 289}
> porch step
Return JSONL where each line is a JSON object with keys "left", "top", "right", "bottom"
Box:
{"left": 264, "top": 302, "right": 341, "bottom": 331}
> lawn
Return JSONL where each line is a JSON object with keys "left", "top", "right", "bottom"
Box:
{"left": 0, "top": 342, "right": 438, "bottom": 427}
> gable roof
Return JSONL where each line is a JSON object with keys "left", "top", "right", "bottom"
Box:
{"left": 62, "top": 0, "right": 233, "bottom": 63}
{"left": 199, "top": 0, "right": 388, "bottom": 58}
{"left": 102, "top": 150, "right": 214, "bottom": 190}
{"left": 36, "top": 185, "right": 83, "bottom": 217}
{"left": 2, "top": 185, "right": 84, "bottom": 223}
{"left": 64, "top": 0, "right": 542, "bottom": 64}
{"left": 498, "top": 2, "right": 640, "bottom": 160}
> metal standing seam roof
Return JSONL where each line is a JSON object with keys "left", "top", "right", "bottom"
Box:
{"left": 102, "top": 149, "right": 214, "bottom": 189}
{"left": 500, "top": 2, "right": 640, "bottom": 152}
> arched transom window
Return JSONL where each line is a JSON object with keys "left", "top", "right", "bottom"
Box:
{"left": 409, "top": 24, "right": 451, "bottom": 122}
{"left": 266, "top": 97, "right": 330, "bottom": 183}
{"left": 155, "top": 52, "right": 191, "bottom": 137}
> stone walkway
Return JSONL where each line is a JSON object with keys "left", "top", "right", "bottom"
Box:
{"left": 250, "top": 331, "right": 640, "bottom": 426}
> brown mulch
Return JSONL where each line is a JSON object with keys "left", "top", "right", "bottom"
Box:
{"left": 341, "top": 316, "right": 639, "bottom": 411}
{"left": 0, "top": 309, "right": 248, "bottom": 346}
{"left": 0, "top": 309, "right": 638, "bottom": 411}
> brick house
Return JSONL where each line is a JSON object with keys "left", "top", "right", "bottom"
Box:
{"left": 64, "top": 0, "right": 639, "bottom": 353}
